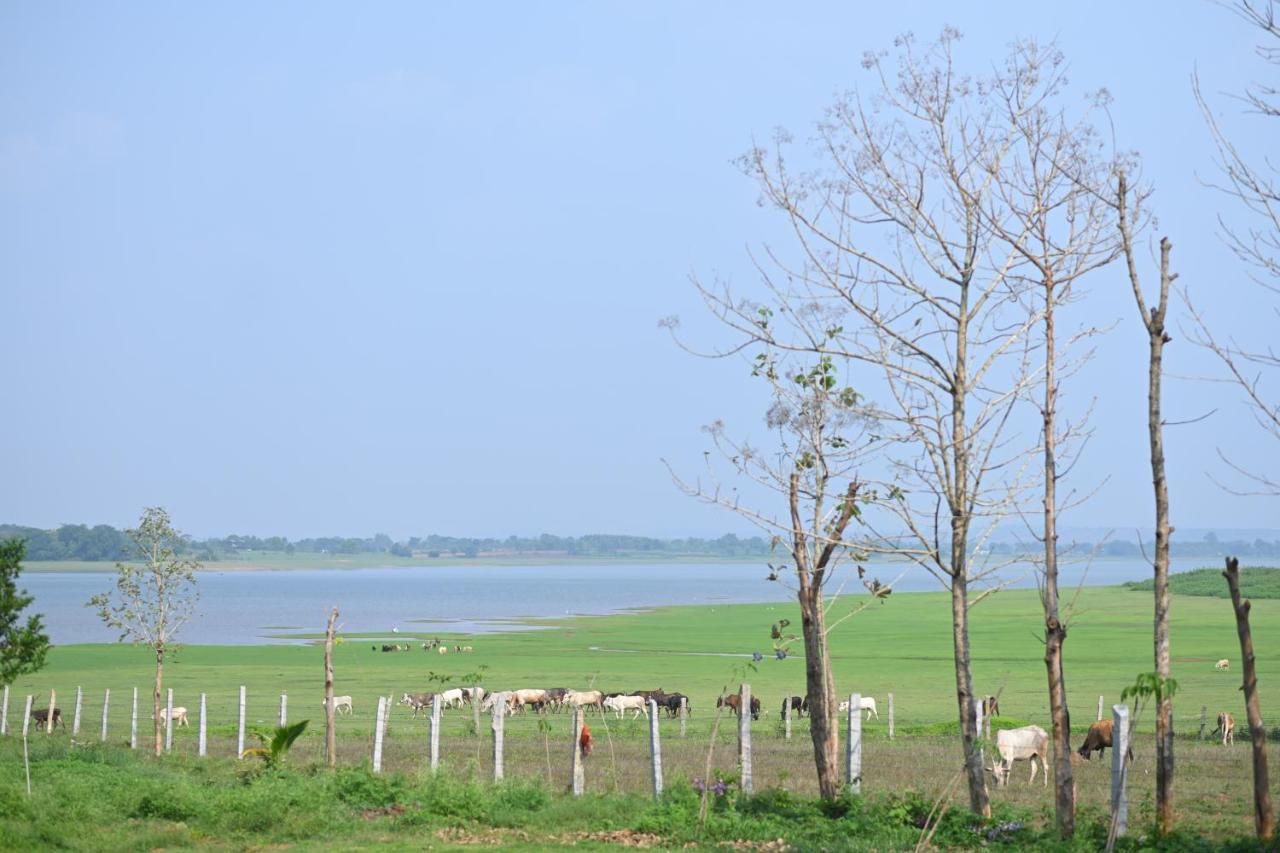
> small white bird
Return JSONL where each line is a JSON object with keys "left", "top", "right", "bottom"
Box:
{"left": 391, "top": 627, "right": 399, "bottom": 634}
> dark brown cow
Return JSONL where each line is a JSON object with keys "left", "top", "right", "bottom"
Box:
{"left": 780, "top": 695, "right": 808, "bottom": 720}
{"left": 31, "top": 707, "right": 62, "bottom": 730}
{"left": 1077, "top": 719, "right": 1134, "bottom": 761}
{"left": 717, "top": 694, "right": 761, "bottom": 720}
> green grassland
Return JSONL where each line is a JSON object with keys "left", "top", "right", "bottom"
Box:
{"left": 4, "top": 586, "right": 1277, "bottom": 848}
{"left": 1123, "top": 565, "right": 1280, "bottom": 599}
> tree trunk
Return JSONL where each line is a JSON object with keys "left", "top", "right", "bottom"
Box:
{"left": 324, "top": 607, "right": 338, "bottom": 769}
{"left": 1224, "top": 557, "right": 1275, "bottom": 841}
{"left": 799, "top": 588, "right": 839, "bottom": 799}
{"left": 153, "top": 645, "right": 164, "bottom": 757}
{"left": 1042, "top": 273, "right": 1075, "bottom": 837}
{"left": 951, "top": 570, "right": 990, "bottom": 817}
{"left": 1148, "top": 238, "right": 1174, "bottom": 836}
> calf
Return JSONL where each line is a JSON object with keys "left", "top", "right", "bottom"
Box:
{"left": 1215, "top": 711, "right": 1236, "bottom": 746}
{"left": 1215, "top": 658, "right": 1231, "bottom": 671}
{"left": 30, "top": 707, "right": 62, "bottom": 730}
{"left": 717, "top": 694, "right": 761, "bottom": 720}
{"left": 564, "top": 690, "right": 604, "bottom": 713}
{"left": 435, "top": 688, "right": 466, "bottom": 710}
{"left": 322, "top": 695, "right": 354, "bottom": 715}
{"left": 1077, "top": 719, "right": 1133, "bottom": 761}
{"left": 990, "top": 725, "right": 1049, "bottom": 786}
{"left": 780, "top": 695, "right": 808, "bottom": 720}
{"left": 153, "top": 706, "right": 188, "bottom": 726}
{"left": 400, "top": 692, "right": 434, "bottom": 718}
{"left": 838, "top": 696, "right": 879, "bottom": 720}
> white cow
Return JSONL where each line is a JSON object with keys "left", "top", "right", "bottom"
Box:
{"left": 990, "top": 725, "right": 1049, "bottom": 787}
{"left": 156, "top": 706, "right": 189, "bottom": 726}
{"left": 461, "top": 686, "right": 486, "bottom": 706}
{"left": 322, "top": 695, "right": 354, "bottom": 715}
{"left": 603, "top": 695, "right": 648, "bottom": 719}
{"left": 511, "top": 689, "right": 548, "bottom": 712}
{"left": 564, "top": 690, "right": 605, "bottom": 712}
{"left": 837, "top": 697, "right": 879, "bottom": 720}
{"left": 435, "top": 688, "right": 466, "bottom": 710}
{"left": 1215, "top": 658, "right": 1231, "bottom": 671}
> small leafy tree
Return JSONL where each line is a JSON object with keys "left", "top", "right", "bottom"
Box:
{"left": 0, "top": 539, "right": 51, "bottom": 686}
{"left": 89, "top": 507, "right": 200, "bottom": 756}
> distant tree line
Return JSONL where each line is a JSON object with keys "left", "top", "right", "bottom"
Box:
{"left": 6, "top": 521, "right": 1280, "bottom": 563}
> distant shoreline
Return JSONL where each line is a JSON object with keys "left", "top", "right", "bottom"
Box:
{"left": 23, "top": 553, "right": 1271, "bottom": 574}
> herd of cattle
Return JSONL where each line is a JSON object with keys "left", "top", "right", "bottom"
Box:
{"left": 393, "top": 687, "right": 693, "bottom": 719}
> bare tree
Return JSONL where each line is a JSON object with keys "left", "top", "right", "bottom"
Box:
{"left": 89, "top": 507, "right": 200, "bottom": 757}
{"left": 1189, "top": 0, "right": 1280, "bottom": 493}
{"left": 985, "top": 45, "right": 1121, "bottom": 837}
{"left": 664, "top": 348, "right": 892, "bottom": 800}
{"left": 676, "top": 32, "right": 1102, "bottom": 815}
{"left": 1113, "top": 173, "right": 1177, "bottom": 835}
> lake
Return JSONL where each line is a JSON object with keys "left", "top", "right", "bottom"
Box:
{"left": 20, "top": 556, "right": 1266, "bottom": 645}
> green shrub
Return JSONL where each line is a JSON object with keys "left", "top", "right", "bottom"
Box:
{"left": 331, "top": 767, "right": 406, "bottom": 811}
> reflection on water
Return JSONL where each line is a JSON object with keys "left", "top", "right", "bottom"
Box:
{"left": 20, "top": 557, "right": 1260, "bottom": 645}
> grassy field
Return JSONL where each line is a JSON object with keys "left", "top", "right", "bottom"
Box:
{"left": 4, "top": 586, "right": 1277, "bottom": 847}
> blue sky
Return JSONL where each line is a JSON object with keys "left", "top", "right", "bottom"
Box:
{"left": 2, "top": 2, "right": 1275, "bottom": 539}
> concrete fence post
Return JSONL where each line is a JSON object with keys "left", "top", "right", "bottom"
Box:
{"left": 22, "top": 695, "right": 32, "bottom": 738}
{"left": 72, "top": 687, "right": 83, "bottom": 737}
{"left": 847, "top": 692, "right": 863, "bottom": 793}
{"left": 279, "top": 692, "right": 288, "bottom": 728}
{"left": 648, "top": 698, "right": 663, "bottom": 799}
{"left": 429, "top": 697, "right": 442, "bottom": 772}
{"left": 888, "top": 692, "right": 895, "bottom": 740}
{"left": 100, "top": 688, "right": 110, "bottom": 742}
{"left": 492, "top": 693, "right": 506, "bottom": 781}
{"left": 237, "top": 686, "right": 246, "bottom": 759}
{"left": 1098, "top": 694, "right": 1104, "bottom": 721}
{"left": 784, "top": 696, "right": 792, "bottom": 740}
{"left": 372, "top": 695, "right": 387, "bottom": 774}
{"left": 165, "top": 688, "right": 174, "bottom": 752}
{"left": 198, "top": 694, "right": 207, "bottom": 757}
{"left": 570, "top": 706, "right": 585, "bottom": 796}
{"left": 472, "top": 685, "right": 481, "bottom": 733}
{"left": 679, "top": 696, "right": 687, "bottom": 738}
{"left": 738, "top": 683, "right": 753, "bottom": 795}
{"left": 1111, "top": 704, "right": 1130, "bottom": 838}
{"left": 1, "top": 684, "right": 8, "bottom": 735}
{"left": 973, "top": 698, "right": 984, "bottom": 770}
{"left": 45, "top": 689, "right": 56, "bottom": 735}
{"left": 130, "top": 687, "right": 138, "bottom": 749}
{"left": 1198, "top": 704, "right": 1208, "bottom": 741}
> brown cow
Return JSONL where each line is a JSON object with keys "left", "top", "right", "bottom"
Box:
{"left": 981, "top": 695, "right": 1001, "bottom": 719}
{"left": 716, "top": 694, "right": 760, "bottom": 720}
{"left": 1214, "top": 711, "right": 1235, "bottom": 746}
{"left": 1077, "top": 719, "right": 1134, "bottom": 761}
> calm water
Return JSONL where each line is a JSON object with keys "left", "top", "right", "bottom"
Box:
{"left": 21, "top": 556, "right": 1263, "bottom": 645}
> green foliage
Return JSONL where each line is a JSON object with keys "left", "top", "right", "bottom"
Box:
{"left": 332, "top": 766, "right": 407, "bottom": 810}
{"left": 88, "top": 507, "right": 201, "bottom": 648}
{"left": 0, "top": 538, "right": 50, "bottom": 685}
{"left": 1123, "top": 566, "right": 1280, "bottom": 599}
{"left": 1122, "top": 672, "right": 1179, "bottom": 706}
{"left": 243, "top": 720, "right": 309, "bottom": 767}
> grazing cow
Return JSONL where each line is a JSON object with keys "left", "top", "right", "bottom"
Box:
{"left": 512, "top": 689, "right": 548, "bottom": 711}
{"left": 631, "top": 689, "right": 665, "bottom": 704}
{"left": 662, "top": 693, "right": 690, "bottom": 717}
{"left": 564, "top": 690, "right": 605, "bottom": 713}
{"left": 717, "top": 694, "right": 761, "bottom": 720}
{"left": 1077, "top": 719, "right": 1134, "bottom": 761}
{"left": 604, "top": 694, "right": 648, "bottom": 719}
{"left": 838, "top": 696, "right": 879, "bottom": 720}
{"left": 1215, "top": 711, "right": 1236, "bottom": 746}
{"left": 323, "top": 695, "right": 354, "bottom": 715}
{"left": 435, "top": 688, "right": 466, "bottom": 710}
{"left": 579, "top": 723, "right": 594, "bottom": 757}
{"left": 461, "top": 646, "right": 474, "bottom": 653}
{"left": 1215, "top": 658, "right": 1230, "bottom": 671}
{"left": 461, "top": 686, "right": 486, "bottom": 706}
{"left": 981, "top": 695, "right": 1001, "bottom": 719}
{"left": 437, "top": 645, "right": 448, "bottom": 655}
{"left": 400, "top": 692, "right": 434, "bottom": 718}
{"left": 544, "top": 688, "right": 570, "bottom": 711}
{"left": 155, "top": 706, "right": 189, "bottom": 727}
{"left": 381, "top": 644, "right": 396, "bottom": 652}
{"left": 31, "top": 707, "right": 62, "bottom": 730}
{"left": 780, "top": 696, "right": 808, "bottom": 720}
{"left": 989, "top": 725, "right": 1049, "bottom": 786}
